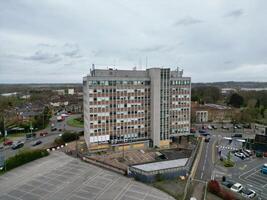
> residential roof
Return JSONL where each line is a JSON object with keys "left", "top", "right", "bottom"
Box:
{"left": 132, "top": 158, "right": 188, "bottom": 172}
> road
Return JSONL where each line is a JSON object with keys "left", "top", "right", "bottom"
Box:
{"left": 194, "top": 135, "right": 217, "bottom": 181}
{"left": 0, "top": 114, "right": 83, "bottom": 160}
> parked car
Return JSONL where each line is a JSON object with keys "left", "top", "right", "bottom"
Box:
{"left": 3, "top": 139, "right": 13, "bottom": 146}
{"left": 11, "top": 141, "right": 24, "bottom": 150}
{"left": 207, "top": 125, "right": 213, "bottom": 130}
{"left": 230, "top": 183, "right": 243, "bottom": 193}
{"left": 244, "top": 149, "right": 253, "bottom": 156}
{"left": 236, "top": 124, "right": 242, "bottom": 129}
{"left": 234, "top": 152, "right": 245, "bottom": 159}
{"left": 222, "top": 126, "right": 230, "bottom": 130}
{"left": 0, "top": 144, "right": 4, "bottom": 150}
{"left": 243, "top": 124, "right": 251, "bottom": 129}
{"left": 261, "top": 163, "right": 267, "bottom": 174}
{"left": 221, "top": 180, "right": 235, "bottom": 188}
{"left": 241, "top": 150, "right": 250, "bottom": 157}
{"left": 204, "top": 136, "right": 211, "bottom": 142}
{"left": 51, "top": 127, "right": 57, "bottom": 131}
{"left": 241, "top": 188, "right": 256, "bottom": 198}
{"left": 40, "top": 132, "right": 48, "bottom": 137}
{"left": 32, "top": 140, "right": 42, "bottom": 146}
{"left": 199, "top": 129, "right": 206, "bottom": 134}
{"left": 190, "top": 128, "right": 196, "bottom": 133}
{"left": 211, "top": 125, "right": 217, "bottom": 129}
{"left": 233, "top": 134, "right": 242, "bottom": 138}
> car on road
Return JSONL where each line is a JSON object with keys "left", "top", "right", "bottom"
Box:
{"left": 32, "top": 140, "right": 42, "bottom": 146}
{"left": 3, "top": 139, "right": 13, "bottom": 146}
{"left": 241, "top": 188, "right": 256, "bottom": 199}
{"left": 243, "top": 124, "right": 251, "bottom": 129}
{"left": 234, "top": 152, "right": 246, "bottom": 159}
{"left": 40, "top": 132, "right": 48, "bottom": 136}
{"left": 51, "top": 127, "right": 57, "bottom": 131}
{"left": 230, "top": 183, "right": 243, "bottom": 193}
{"left": 221, "top": 180, "right": 235, "bottom": 188}
{"left": 261, "top": 163, "right": 267, "bottom": 174}
{"left": 11, "top": 141, "right": 24, "bottom": 150}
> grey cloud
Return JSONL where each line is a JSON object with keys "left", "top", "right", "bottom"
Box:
{"left": 63, "top": 43, "right": 82, "bottom": 58}
{"left": 25, "top": 50, "right": 61, "bottom": 64}
{"left": 174, "top": 17, "right": 203, "bottom": 26}
{"left": 224, "top": 9, "right": 244, "bottom": 18}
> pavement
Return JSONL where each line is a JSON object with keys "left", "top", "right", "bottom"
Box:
{"left": 0, "top": 151, "right": 174, "bottom": 200}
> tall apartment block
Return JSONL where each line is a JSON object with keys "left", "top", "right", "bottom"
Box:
{"left": 83, "top": 67, "right": 191, "bottom": 149}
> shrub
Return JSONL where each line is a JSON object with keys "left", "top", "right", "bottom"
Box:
{"left": 54, "top": 137, "right": 65, "bottom": 146}
{"left": 61, "top": 131, "right": 79, "bottom": 143}
{"left": 5, "top": 149, "right": 49, "bottom": 171}
{"left": 208, "top": 180, "right": 221, "bottom": 194}
{"left": 223, "top": 160, "right": 235, "bottom": 167}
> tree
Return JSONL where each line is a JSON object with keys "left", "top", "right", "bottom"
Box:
{"left": 208, "top": 180, "right": 221, "bottom": 194}
{"left": 228, "top": 93, "right": 244, "bottom": 108}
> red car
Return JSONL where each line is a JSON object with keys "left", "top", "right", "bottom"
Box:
{"left": 4, "top": 139, "right": 13, "bottom": 146}
{"left": 40, "top": 132, "right": 48, "bottom": 137}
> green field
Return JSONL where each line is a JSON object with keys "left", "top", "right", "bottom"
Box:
{"left": 67, "top": 117, "right": 84, "bottom": 128}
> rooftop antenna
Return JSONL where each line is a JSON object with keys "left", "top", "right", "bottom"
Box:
{"left": 145, "top": 56, "right": 148, "bottom": 69}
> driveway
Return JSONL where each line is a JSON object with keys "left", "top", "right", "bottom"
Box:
{"left": 0, "top": 151, "right": 174, "bottom": 200}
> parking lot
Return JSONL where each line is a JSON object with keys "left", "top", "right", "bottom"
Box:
{"left": 0, "top": 151, "right": 174, "bottom": 200}
{"left": 237, "top": 163, "right": 267, "bottom": 199}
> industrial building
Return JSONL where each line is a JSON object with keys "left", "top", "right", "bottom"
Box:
{"left": 83, "top": 67, "right": 191, "bottom": 149}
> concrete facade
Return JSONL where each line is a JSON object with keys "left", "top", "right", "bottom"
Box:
{"left": 83, "top": 67, "right": 191, "bottom": 149}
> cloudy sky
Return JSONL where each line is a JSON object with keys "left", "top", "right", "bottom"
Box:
{"left": 0, "top": 0, "right": 267, "bottom": 83}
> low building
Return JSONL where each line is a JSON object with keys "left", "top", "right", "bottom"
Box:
{"left": 68, "top": 88, "right": 75, "bottom": 95}
{"left": 128, "top": 158, "right": 189, "bottom": 183}
{"left": 191, "top": 102, "right": 234, "bottom": 123}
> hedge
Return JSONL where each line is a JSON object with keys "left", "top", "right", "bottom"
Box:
{"left": 5, "top": 149, "right": 49, "bottom": 171}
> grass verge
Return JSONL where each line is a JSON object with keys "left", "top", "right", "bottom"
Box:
{"left": 67, "top": 117, "right": 84, "bottom": 128}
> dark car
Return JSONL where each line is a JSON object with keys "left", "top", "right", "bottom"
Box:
{"left": 51, "top": 127, "right": 57, "bottom": 131}
{"left": 221, "top": 180, "right": 235, "bottom": 188}
{"left": 233, "top": 134, "right": 242, "bottom": 138}
{"left": 211, "top": 125, "right": 217, "bottom": 129}
{"left": 199, "top": 129, "right": 206, "bottom": 134}
{"left": 243, "top": 124, "right": 251, "bottom": 129}
{"left": 204, "top": 136, "right": 211, "bottom": 142}
{"left": 40, "top": 132, "right": 48, "bottom": 136}
{"left": 32, "top": 140, "right": 42, "bottom": 146}
{"left": 11, "top": 141, "right": 24, "bottom": 150}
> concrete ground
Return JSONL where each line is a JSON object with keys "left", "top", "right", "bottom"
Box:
{"left": 0, "top": 151, "right": 174, "bottom": 200}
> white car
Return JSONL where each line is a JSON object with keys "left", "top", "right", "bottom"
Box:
{"left": 234, "top": 152, "right": 245, "bottom": 159}
{"left": 241, "top": 188, "right": 256, "bottom": 198}
{"left": 231, "top": 183, "right": 243, "bottom": 193}
{"left": 207, "top": 125, "right": 213, "bottom": 130}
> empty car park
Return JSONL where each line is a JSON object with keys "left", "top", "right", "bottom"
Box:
{"left": 0, "top": 151, "right": 174, "bottom": 200}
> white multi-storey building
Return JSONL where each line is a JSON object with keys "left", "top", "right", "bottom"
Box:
{"left": 83, "top": 67, "right": 191, "bottom": 149}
